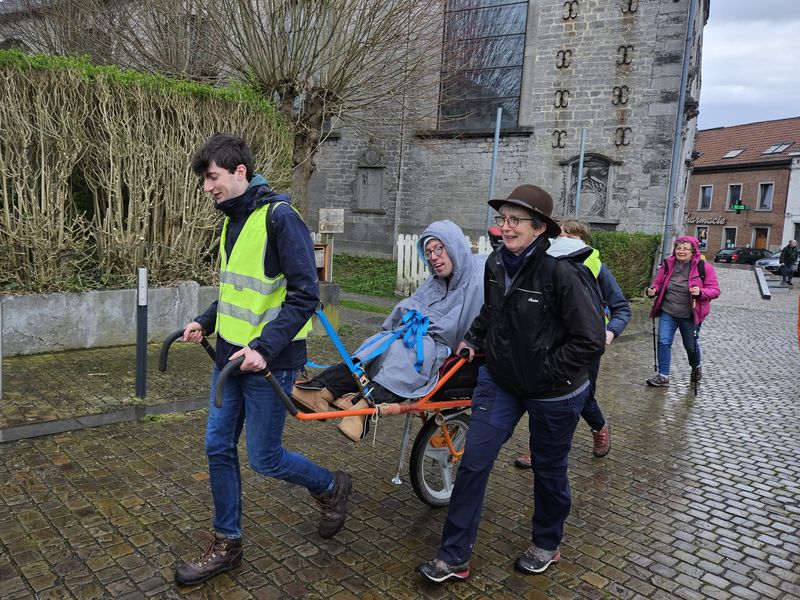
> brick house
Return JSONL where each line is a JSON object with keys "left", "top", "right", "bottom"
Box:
{"left": 687, "top": 117, "right": 800, "bottom": 257}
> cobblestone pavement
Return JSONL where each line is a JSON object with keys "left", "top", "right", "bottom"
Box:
{"left": 0, "top": 266, "right": 798, "bottom": 599}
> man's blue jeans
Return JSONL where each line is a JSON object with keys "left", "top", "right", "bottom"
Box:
{"left": 206, "top": 368, "right": 333, "bottom": 538}
{"left": 657, "top": 312, "right": 701, "bottom": 376}
{"left": 781, "top": 263, "right": 796, "bottom": 284}
{"left": 437, "top": 366, "right": 586, "bottom": 564}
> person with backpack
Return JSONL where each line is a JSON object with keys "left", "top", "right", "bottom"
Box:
{"left": 416, "top": 185, "right": 606, "bottom": 583}
{"left": 514, "top": 219, "right": 630, "bottom": 465}
{"left": 174, "top": 134, "right": 351, "bottom": 586}
{"left": 646, "top": 236, "right": 720, "bottom": 387}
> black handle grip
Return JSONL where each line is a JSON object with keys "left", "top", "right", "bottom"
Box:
{"left": 158, "top": 330, "right": 184, "bottom": 372}
{"left": 267, "top": 372, "right": 298, "bottom": 416}
{"left": 213, "top": 357, "right": 298, "bottom": 416}
{"left": 459, "top": 347, "right": 471, "bottom": 358}
{"left": 214, "top": 357, "right": 244, "bottom": 408}
{"left": 159, "top": 329, "right": 216, "bottom": 372}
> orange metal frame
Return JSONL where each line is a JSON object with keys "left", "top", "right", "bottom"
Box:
{"left": 292, "top": 356, "right": 473, "bottom": 422}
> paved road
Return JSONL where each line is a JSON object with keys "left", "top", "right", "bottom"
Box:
{"left": 0, "top": 266, "right": 798, "bottom": 599}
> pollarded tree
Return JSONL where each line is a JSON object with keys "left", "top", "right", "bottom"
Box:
{"left": 203, "top": 0, "right": 445, "bottom": 219}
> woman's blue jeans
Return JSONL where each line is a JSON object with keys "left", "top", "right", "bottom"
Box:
{"left": 657, "top": 312, "right": 701, "bottom": 376}
{"left": 206, "top": 367, "right": 333, "bottom": 538}
{"left": 437, "top": 366, "right": 585, "bottom": 564}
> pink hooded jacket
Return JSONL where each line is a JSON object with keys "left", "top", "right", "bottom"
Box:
{"left": 649, "top": 236, "right": 721, "bottom": 324}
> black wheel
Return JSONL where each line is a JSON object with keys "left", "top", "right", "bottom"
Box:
{"left": 409, "top": 412, "right": 470, "bottom": 507}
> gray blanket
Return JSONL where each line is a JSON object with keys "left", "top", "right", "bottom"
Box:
{"left": 353, "top": 220, "right": 486, "bottom": 399}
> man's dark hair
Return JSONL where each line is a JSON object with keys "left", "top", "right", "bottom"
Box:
{"left": 191, "top": 133, "right": 254, "bottom": 181}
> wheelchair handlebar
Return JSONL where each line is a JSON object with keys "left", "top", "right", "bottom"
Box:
{"left": 213, "top": 356, "right": 298, "bottom": 415}
{"left": 159, "top": 329, "right": 215, "bottom": 372}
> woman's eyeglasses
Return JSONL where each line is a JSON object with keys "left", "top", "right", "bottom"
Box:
{"left": 494, "top": 215, "right": 533, "bottom": 228}
{"left": 424, "top": 245, "right": 445, "bottom": 259}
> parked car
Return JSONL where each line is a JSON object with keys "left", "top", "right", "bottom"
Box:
{"left": 714, "top": 248, "right": 735, "bottom": 263}
{"left": 728, "top": 247, "right": 772, "bottom": 265}
{"left": 755, "top": 251, "right": 800, "bottom": 276}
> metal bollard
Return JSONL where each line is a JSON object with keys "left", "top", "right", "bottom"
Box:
{"left": 135, "top": 268, "right": 148, "bottom": 398}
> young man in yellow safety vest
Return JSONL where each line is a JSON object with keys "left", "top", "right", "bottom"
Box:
{"left": 174, "top": 134, "right": 351, "bottom": 587}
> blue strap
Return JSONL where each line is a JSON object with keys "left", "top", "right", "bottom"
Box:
{"left": 355, "top": 309, "right": 430, "bottom": 373}
{"left": 312, "top": 308, "right": 374, "bottom": 400}
{"left": 305, "top": 360, "right": 331, "bottom": 369}
{"left": 312, "top": 308, "right": 360, "bottom": 375}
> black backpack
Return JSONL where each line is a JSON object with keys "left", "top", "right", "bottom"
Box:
{"left": 539, "top": 254, "right": 606, "bottom": 321}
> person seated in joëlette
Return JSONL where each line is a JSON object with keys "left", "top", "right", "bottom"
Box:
{"left": 291, "top": 220, "right": 485, "bottom": 442}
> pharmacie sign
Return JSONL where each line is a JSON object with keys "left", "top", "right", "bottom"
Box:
{"left": 685, "top": 214, "right": 726, "bottom": 225}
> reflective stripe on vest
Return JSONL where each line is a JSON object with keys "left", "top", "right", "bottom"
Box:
{"left": 216, "top": 202, "right": 312, "bottom": 346}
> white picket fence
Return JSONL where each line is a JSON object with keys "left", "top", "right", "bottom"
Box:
{"left": 310, "top": 231, "right": 492, "bottom": 296}
{"left": 395, "top": 234, "right": 493, "bottom": 296}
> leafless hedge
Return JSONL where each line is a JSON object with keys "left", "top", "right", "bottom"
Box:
{"left": 0, "top": 51, "right": 291, "bottom": 292}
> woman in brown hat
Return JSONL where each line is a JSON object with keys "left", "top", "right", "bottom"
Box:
{"left": 417, "top": 185, "right": 606, "bottom": 583}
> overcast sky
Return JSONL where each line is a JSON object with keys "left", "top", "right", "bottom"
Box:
{"left": 698, "top": 0, "right": 800, "bottom": 130}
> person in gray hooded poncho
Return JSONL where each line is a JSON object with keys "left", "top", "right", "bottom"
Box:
{"left": 291, "top": 220, "right": 486, "bottom": 441}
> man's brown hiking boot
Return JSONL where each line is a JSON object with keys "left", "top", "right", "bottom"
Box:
{"left": 313, "top": 471, "right": 352, "bottom": 538}
{"left": 175, "top": 532, "right": 242, "bottom": 586}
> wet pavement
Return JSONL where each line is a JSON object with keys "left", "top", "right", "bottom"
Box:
{"left": 0, "top": 265, "right": 798, "bottom": 599}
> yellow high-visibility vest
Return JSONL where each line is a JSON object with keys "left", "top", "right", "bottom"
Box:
{"left": 216, "top": 202, "right": 312, "bottom": 346}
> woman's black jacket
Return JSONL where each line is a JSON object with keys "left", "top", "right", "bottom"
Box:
{"left": 464, "top": 238, "right": 606, "bottom": 399}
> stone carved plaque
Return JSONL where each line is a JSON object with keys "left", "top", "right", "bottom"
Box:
{"left": 564, "top": 156, "right": 612, "bottom": 217}
{"left": 352, "top": 145, "right": 388, "bottom": 214}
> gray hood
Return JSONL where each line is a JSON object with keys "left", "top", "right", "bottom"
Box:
{"left": 546, "top": 236, "right": 594, "bottom": 262}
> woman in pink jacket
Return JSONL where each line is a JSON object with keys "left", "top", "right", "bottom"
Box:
{"left": 645, "top": 236, "right": 720, "bottom": 386}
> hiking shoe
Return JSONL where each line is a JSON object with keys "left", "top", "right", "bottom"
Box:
{"left": 592, "top": 425, "right": 610, "bottom": 457}
{"left": 515, "top": 544, "right": 560, "bottom": 574}
{"left": 174, "top": 531, "right": 243, "bottom": 586}
{"left": 690, "top": 366, "right": 703, "bottom": 382}
{"left": 337, "top": 398, "right": 370, "bottom": 442}
{"left": 291, "top": 385, "right": 335, "bottom": 413}
{"left": 416, "top": 558, "right": 470, "bottom": 583}
{"left": 514, "top": 452, "right": 532, "bottom": 469}
{"left": 646, "top": 374, "right": 670, "bottom": 387}
{"left": 313, "top": 471, "right": 352, "bottom": 539}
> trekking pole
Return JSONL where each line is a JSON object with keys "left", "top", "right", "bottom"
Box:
{"left": 651, "top": 316, "right": 658, "bottom": 373}
{"left": 691, "top": 298, "right": 698, "bottom": 397}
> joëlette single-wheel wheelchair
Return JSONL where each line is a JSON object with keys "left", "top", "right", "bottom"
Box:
{"left": 160, "top": 323, "right": 481, "bottom": 507}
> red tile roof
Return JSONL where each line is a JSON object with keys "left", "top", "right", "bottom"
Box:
{"left": 693, "top": 116, "right": 800, "bottom": 168}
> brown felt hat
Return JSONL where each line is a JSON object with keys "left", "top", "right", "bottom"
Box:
{"left": 488, "top": 184, "right": 561, "bottom": 238}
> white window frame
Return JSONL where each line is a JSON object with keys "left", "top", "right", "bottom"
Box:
{"left": 726, "top": 183, "right": 743, "bottom": 211}
{"left": 756, "top": 181, "right": 774, "bottom": 211}
{"left": 722, "top": 227, "right": 737, "bottom": 249}
{"left": 698, "top": 185, "right": 713, "bottom": 211}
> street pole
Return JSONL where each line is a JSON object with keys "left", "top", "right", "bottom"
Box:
{"left": 486, "top": 107, "right": 503, "bottom": 231}
{"left": 662, "top": 0, "right": 698, "bottom": 261}
{"left": 575, "top": 127, "right": 587, "bottom": 217}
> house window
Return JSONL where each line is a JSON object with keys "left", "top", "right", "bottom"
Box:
{"left": 726, "top": 184, "right": 742, "bottom": 210}
{"left": 723, "top": 227, "right": 736, "bottom": 248}
{"left": 698, "top": 185, "right": 713, "bottom": 210}
{"left": 722, "top": 148, "right": 745, "bottom": 159}
{"left": 439, "top": 1, "right": 528, "bottom": 130}
{"left": 757, "top": 182, "right": 774, "bottom": 210}
{"left": 762, "top": 143, "right": 792, "bottom": 155}
{"left": 695, "top": 226, "right": 708, "bottom": 252}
